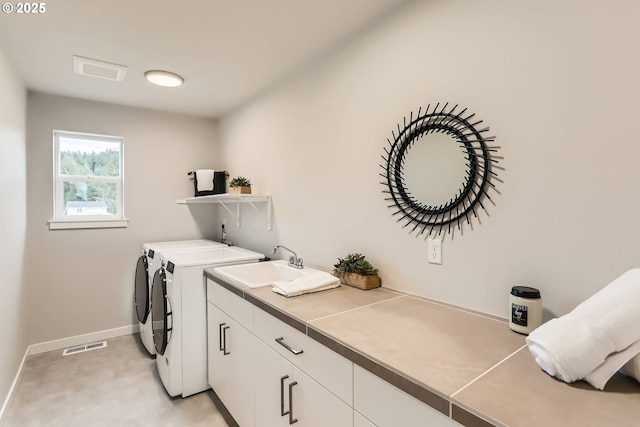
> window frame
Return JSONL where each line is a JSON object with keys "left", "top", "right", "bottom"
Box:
{"left": 49, "top": 130, "right": 127, "bottom": 230}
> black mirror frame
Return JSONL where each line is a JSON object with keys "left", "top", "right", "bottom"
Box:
{"left": 381, "top": 103, "right": 500, "bottom": 237}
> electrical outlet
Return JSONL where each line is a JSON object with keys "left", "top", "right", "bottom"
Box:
{"left": 428, "top": 238, "right": 442, "bottom": 264}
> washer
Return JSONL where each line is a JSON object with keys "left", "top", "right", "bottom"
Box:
{"left": 151, "top": 246, "right": 263, "bottom": 397}
{"left": 134, "top": 239, "right": 226, "bottom": 356}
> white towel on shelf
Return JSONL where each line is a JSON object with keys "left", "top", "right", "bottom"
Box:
{"left": 195, "top": 169, "right": 215, "bottom": 192}
{"left": 526, "top": 268, "right": 640, "bottom": 390}
{"left": 272, "top": 272, "right": 340, "bottom": 298}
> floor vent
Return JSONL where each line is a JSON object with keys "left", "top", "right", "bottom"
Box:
{"left": 62, "top": 341, "right": 107, "bottom": 356}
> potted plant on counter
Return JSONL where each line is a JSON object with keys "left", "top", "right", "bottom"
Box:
{"left": 333, "top": 253, "right": 381, "bottom": 290}
{"left": 229, "top": 176, "right": 252, "bottom": 194}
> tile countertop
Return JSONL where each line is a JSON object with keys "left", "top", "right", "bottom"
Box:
{"left": 204, "top": 269, "right": 640, "bottom": 427}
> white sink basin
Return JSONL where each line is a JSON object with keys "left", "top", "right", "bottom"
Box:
{"left": 213, "top": 260, "right": 324, "bottom": 288}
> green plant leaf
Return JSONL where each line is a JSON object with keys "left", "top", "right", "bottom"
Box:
{"left": 230, "top": 176, "right": 252, "bottom": 187}
{"left": 332, "top": 252, "right": 378, "bottom": 275}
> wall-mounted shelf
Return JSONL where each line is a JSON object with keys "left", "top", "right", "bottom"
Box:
{"left": 177, "top": 194, "right": 272, "bottom": 230}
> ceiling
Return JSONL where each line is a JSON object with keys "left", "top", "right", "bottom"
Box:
{"left": 0, "top": 0, "right": 410, "bottom": 118}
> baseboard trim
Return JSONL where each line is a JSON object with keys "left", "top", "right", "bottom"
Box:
{"left": 28, "top": 324, "right": 139, "bottom": 355}
{"left": 0, "top": 346, "right": 29, "bottom": 421}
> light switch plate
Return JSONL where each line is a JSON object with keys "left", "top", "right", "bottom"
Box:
{"left": 428, "top": 238, "right": 442, "bottom": 264}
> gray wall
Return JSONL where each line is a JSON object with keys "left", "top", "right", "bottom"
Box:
{"left": 218, "top": 0, "right": 640, "bottom": 318}
{"left": 0, "top": 47, "right": 27, "bottom": 411}
{"left": 25, "top": 92, "right": 221, "bottom": 344}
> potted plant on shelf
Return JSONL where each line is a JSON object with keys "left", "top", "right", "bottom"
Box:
{"left": 229, "top": 176, "right": 252, "bottom": 194}
{"left": 332, "top": 253, "right": 381, "bottom": 290}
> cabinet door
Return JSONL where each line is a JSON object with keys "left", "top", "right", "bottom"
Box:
{"left": 354, "top": 365, "right": 460, "bottom": 427}
{"left": 292, "top": 365, "right": 353, "bottom": 427}
{"left": 254, "top": 307, "right": 353, "bottom": 405}
{"left": 208, "top": 302, "right": 255, "bottom": 427}
{"left": 254, "top": 336, "right": 293, "bottom": 427}
{"left": 254, "top": 337, "right": 353, "bottom": 427}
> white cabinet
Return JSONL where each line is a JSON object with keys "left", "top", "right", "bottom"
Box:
{"left": 207, "top": 303, "right": 256, "bottom": 427}
{"left": 293, "top": 364, "right": 352, "bottom": 427}
{"left": 354, "top": 365, "right": 461, "bottom": 427}
{"left": 207, "top": 280, "right": 351, "bottom": 427}
{"left": 253, "top": 307, "right": 353, "bottom": 406}
{"left": 207, "top": 281, "right": 256, "bottom": 427}
{"left": 207, "top": 278, "right": 460, "bottom": 427}
{"left": 254, "top": 335, "right": 352, "bottom": 427}
{"left": 254, "top": 336, "right": 292, "bottom": 427}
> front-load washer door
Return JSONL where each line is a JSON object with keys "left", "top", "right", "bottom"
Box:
{"left": 151, "top": 268, "right": 172, "bottom": 356}
{"left": 134, "top": 255, "right": 150, "bottom": 323}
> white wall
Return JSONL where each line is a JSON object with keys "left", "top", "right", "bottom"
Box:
{"left": 0, "top": 47, "right": 27, "bottom": 410}
{"left": 219, "top": 0, "right": 640, "bottom": 318}
{"left": 25, "top": 92, "right": 221, "bottom": 344}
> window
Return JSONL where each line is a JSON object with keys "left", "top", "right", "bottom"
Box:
{"left": 50, "top": 130, "right": 127, "bottom": 229}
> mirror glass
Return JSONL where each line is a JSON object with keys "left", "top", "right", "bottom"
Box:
{"left": 402, "top": 132, "right": 469, "bottom": 207}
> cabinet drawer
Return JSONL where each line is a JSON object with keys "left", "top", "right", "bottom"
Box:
{"left": 354, "top": 365, "right": 460, "bottom": 427}
{"left": 207, "top": 279, "right": 253, "bottom": 330}
{"left": 254, "top": 306, "right": 353, "bottom": 405}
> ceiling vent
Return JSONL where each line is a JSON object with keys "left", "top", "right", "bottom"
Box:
{"left": 73, "top": 55, "right": 128, "bottom": 82}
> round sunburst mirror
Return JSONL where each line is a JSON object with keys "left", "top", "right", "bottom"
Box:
{"left": 381, "top": 103, "right": 501, "bottom": 237}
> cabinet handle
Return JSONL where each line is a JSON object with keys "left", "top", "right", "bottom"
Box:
{"left": 218, "top": 323, "right": 226, "bottom": 351}
{"left": 275, "top": 337, "right": 304, "bottom": 355}
{"left": 288, "top": 381, "right": 298, "bottom": 425}
{"left": 222, "top": 325, "right": 230, "bottom": 355}
{"left": 280, "top": 375, "right": 290, "bottom": 416}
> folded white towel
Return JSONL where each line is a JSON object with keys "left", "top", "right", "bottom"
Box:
{"left": 196, "top": 169, "right": 215, "bottom": 192}
{"left": 272, "top": 272, "right": 340, "bottom": 297}
{"left": 621, "top": 353, "right": 640, "bottom": 381}
{"left": 585, "top": 340, "right": 640, "bottom": 389}
{"left": 526, "top": 268, "right": 640, "bottom": 389}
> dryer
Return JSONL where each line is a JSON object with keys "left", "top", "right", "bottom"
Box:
{"left": 151, "top": 246, "right": 263, "bottom": 397}
{"left": 134, "top": 239, "right": 226, "bottom": 356}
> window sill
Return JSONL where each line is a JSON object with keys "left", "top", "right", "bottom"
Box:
{"left": 48, "top": 219, "right": 129, "bottom": 230}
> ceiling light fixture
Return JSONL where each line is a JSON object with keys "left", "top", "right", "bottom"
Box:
{"left": 144, "top": 70, "right": 184, "bottom": 88}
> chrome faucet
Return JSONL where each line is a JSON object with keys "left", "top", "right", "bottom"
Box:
{"left": 272, "top": 245, "right": 304, "bottom": 269}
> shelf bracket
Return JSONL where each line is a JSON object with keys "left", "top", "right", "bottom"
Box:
{"left": 236, "top": 199, "right": 241, "bottom": 228}
{"left": 215, "top": 198, "right": 242, "bottom": 227}
{"left": 265, "top": 196, "right": 273, "bottom": 231}
{"left": 217, "top": 200, "right": 234, "bottom": 217}
{"left": 246, "top": 197, "right": 272, "bottom": 230}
